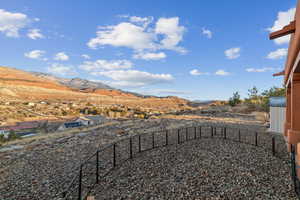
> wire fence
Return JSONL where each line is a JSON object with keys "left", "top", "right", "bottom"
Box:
{"left": 57, "top": 125, "right": 289, "bottom": 200}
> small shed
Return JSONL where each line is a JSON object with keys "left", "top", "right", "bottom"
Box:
{"left": 269, "top": 97, "right": 286, "bottom": 133}
{"left": 0, "top": 129, "right": 10, "bottom": 138}
{"left": 77, "top": 116, "right": 93, "bottom": 126}
{"left": 58, "top": 119, "right": 83, "bottom": 131}
{"left": 85, "top": 115, "right": 107, "bottom": 125}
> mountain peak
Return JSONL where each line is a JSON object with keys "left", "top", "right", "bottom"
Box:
{"left": 32, "top": 72, "right": 113, "bottom": 90}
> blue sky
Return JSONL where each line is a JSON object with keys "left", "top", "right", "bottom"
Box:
{"left": 0, "top": 0, "right": 297, "bottom": 100}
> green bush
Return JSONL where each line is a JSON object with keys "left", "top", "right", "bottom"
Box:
{"left": 8, "top": 131, "right": 20, "bottom": 140}
{"left": 0, "top": 131, "right": 21, "bottom": 144}
{"left": 228, "top": 92, "right": 241, "bottom": 107}
{"left": 240, "top": 86, "right": 286, "bottom": 112}
{"left": 0, "top": 134, "right": 5, "bottom": 143}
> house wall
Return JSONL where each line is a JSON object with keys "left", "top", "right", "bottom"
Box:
{"left": 75, "top": 119, "right": 91, "bottom": 126}
{"left": 57, "top": 125, "right": 66, "bottom": 131}
{"left": 0, "top": 130, "right": 9, "bottom": 138}
{"left": 270, "top": 107, "right": 286, "bottom": 133}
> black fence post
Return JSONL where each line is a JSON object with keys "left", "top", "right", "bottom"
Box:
{"left": 211, "top": 127, "right": 213, "bottom": 138}
{"left": 214, "top": 127, "right": 217, "bottom": 136}
{"left": 113, "top": 143, "right": 116, "bottom": 168}
{"left": 291, "top": 145, "right": 298, "bottom": 193}
{"left": 152, "top": 132, "right": 155, "bottom": 149}
{"left": 129, "top": 137, "right": 133, "bottom": 159}
{"left": 186, "top": 128, "right": 188, "bottom": 141}
{"left": 238, "top": 130, "right": 241, "bottom": 142}
{"left": 224, "top": 127, "right": 227, "bottom": 139}
{"left": 199, "top": 126, "right": 202, "bottom": 138}
{"left": 272, "top": 137, "right": 275, "bottom": 156}
{"left": 78, "top": 165, "right": 82, "bottom": 200}
{"left": 96, "top": 150, "right": 99, "bottom": 184}
{"left": 166, "top": 130, "right": 168, "bottom": 146}
{"left": 178, "top": 129, "right": 180, "bottom": 144}
{"left": 255, "top": 132, "right": 258, "bottom": 146}
{"left": 194, "top": 127, "right": 197, "bottom": 140}
{"left": 138, "top": 135, "right": 141, "bottom": 153}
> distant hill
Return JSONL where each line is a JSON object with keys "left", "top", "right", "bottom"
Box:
{"left": 31, "top": 72, "right": 163, "bottom": 98}
{"left": 0, "top": 66, "right": 192, "bottom": 125}
{"left": 31, "top": 72, "right": 113, "bottom": 90}
{"left": 0, "top": 66, "right": 190, "bottom": 103}
{"left": 0, "top": 66, "right": 71, "bottom": 91}
{"left": 188, "top": 100, "right": 219, "bottom": 107}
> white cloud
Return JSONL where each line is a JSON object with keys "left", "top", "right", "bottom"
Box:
{"left": 91, "top": 70, "right": 174, "bottom": 87}
{"left": 202, "top": 28, "right": 212, "bottom": 39}
{"left": 246, "top": 67, "right": 276, "bottom": 73}
{"left": 87, "top": 16, "right": 186, "bottom": 54}
{"left": 47, "top": 63, "right": 76, "bottom": 76}
{"left": 129, "top": 16, "right": 153, "bottom": 27}
{"left": 80, "top": 59, "right": 133, "bottom": 71}
{"left": 129, "top": 16, "right": 151, "bottom": 23}
{"left": 190, "top": 69, "right": 209, "bottom": 76}
{"left": 88, "top": 22, "right": 156, "bottom": 50}
{"left": 215, "top": 70, "right": 230, "bottom": 76}
{"left": 27, "top": 29, "right": 44, "bottom": 40}
{"left": 151, "top": 89, "right": 190, "bottom": 95}
{"left": 0, "top": 9, "right": 30, "bottom": 37}
{"left": 133, "top": 52, "right": 166, "bottom": 60}
{"left": 155, "top": 17, "right": 186, "bottom": 53}
{"left": 268, "top": 8, "right": 296, "bottom": 45}
{"left": 102, "top": 80, "right": 145, "bottom": 88}
{"left": 54, "top": 52, "right": 69, "bottom": 61}
{"left": 267, "top": 48, "right": 288, "bottom": 59}
{"left": 225, "top": 47, "right": 240, "bottom": 59}
{"left": 24, "top": 50, "right": 47, "bottom": 60}
{"left": 81, "top": 54, "right": 91, "bottom": 59}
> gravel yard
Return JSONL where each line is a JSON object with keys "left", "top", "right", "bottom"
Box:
{"left": 0, "top": 118, "right": 221, "bottom": 200}
{"left": 0, "top": 118, "right": 293, "bottom": 200}
{"left": 91, "top": 138, "right": 296, "bottom": 200}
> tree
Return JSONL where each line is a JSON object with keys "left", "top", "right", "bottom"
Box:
{"left": 248, "top": 86, "right": 259, "bottom": 100}
{"left": 261, "top": 86, "right": 285, "bottom": 97}
{"left": 260, "top": 87, "right": 286, "bottom": 111}
{"left": 228, "top": 92, "right": 241, "bottom": 107}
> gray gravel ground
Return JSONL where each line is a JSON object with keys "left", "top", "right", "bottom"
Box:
{"left": 0, "top": 118, "right": 292, "bottom": 200}
{"left": 91, "top": 138, "right": 297, "bottom": 200}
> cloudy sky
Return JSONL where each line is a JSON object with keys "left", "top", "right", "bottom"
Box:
{"left": 0, "top": 0, "right": 296, "bottom": 100}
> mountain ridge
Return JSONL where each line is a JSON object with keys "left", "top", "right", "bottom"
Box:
{"left": 31, "top": 72, "right": 113, "bottom": 90}
{"left": 30, "top": 71, "right": 174, "bottom": 99}
{"left": 0, "top": 66, "right": 189, "bottom": 101}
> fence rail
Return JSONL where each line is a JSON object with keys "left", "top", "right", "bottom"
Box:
{"left": 57, "top": 125, "right": 289, "bottom": 200}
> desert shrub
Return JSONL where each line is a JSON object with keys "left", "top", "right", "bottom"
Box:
{"left": 61, "top": 110, "right": 68, "bottom": 116}
{"left": 228, "top": 92, "right": 241, "bottom": 107}
{"left": 243, "top": 86, "right": 285, "bottom": 112}
{"left": 0, "top": 134, "right": 5, "bottom": 143}
{"left": 0, "top": 131, "right": 20, "bottom": 144}
{"left": 260, "top": 87, "right": 285, "bottom": 112}
{"left": 8, "top": 131, "right": 20, "bottom": 140}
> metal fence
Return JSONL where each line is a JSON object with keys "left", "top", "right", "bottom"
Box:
{"left": 290, "top": 144, "right": 300, "bottom": 197}
{"left": 57, "top": 125, "right": 288, "bottom": 200}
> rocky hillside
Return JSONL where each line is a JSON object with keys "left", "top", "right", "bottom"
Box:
{"left": 0, "top": 66, "right": 191, "bottom": 125}
{"left": 0, "top": 67, "right": 71, "bottom": 91}
{"left": 31, "top": 72, "right": 157, "bottom": 98}
{"left": 0, "top": 66, "right": 164, "bottom": 100}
